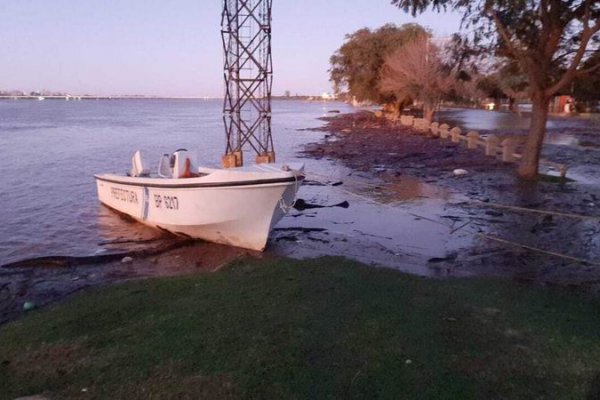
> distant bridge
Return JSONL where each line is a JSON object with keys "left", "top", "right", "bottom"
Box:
{"left": 0, "top": 95, "right": 219, "bottom": 100}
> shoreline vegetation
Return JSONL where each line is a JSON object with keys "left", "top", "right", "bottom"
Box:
{"left": 2, "top": 258, "right": 600, "bottom": 399}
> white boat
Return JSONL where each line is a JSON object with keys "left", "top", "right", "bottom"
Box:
{"left": 96, "top": 2, "right": 304, "bottom": 251}
{"left": 95, "top": 150, "right": 304, "bottom": 251}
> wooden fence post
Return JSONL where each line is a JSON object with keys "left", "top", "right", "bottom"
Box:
{"left": 466, "top": 131, "right": 479, "bottom": 149}
{"left": 439, "top": 124, "right": 450, "bottom": 139}
{"left": 486, "top": 135, "right": 500, "bottom": 156}
{"left": 416, "top": 118, "right": 430, "bottom": 133}
{"left": 430, "top": 122, "right": 440, "bottom": 137}
{"left": 450, "top": 127, "right": 462, "bottom": 143}
{"left": 559, "top": 165, "right": 567, "bottom": 179}
{"left": 502, "top": 138, "right": 516, "bottom": 162}
{"left": 400, "top": 115, "right": 414, "bottom": 126}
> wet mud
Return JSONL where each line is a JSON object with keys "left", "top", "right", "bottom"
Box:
{"left": 0, "top": 240, "right": 249, "bottom": 325}
{"left": 292, "top": 111, "right": 600, "bottom": 292}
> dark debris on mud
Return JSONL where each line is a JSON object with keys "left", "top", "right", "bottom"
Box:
{"left": 301, "top": 111, "right": 600, "bottom": 293}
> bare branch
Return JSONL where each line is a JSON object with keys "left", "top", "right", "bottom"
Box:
{"left": 487, "top": 10, "right": 521, "bottom": 59}
{"left": 546, "top": 27, "right": 596, "bottom": 96}
{"left": 380, "top": 37, "right": 457, "bottom": 119}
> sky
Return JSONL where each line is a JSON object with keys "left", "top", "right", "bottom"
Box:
{"left": 0, "top": 0, "right": 462, "bottom": 97}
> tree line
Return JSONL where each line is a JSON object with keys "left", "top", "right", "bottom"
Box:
{"left": 330, "top": 0, "right": 600, "bottom": 180}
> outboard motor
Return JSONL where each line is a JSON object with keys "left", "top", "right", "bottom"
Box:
{"left": 171, "top": 149, "right": 198, "bottom": 178}
{"left": 157, "top": 153, "right": 171, "bottom": 178}
{"left": 130, "top": 150, "right": 150, "bottom": 177}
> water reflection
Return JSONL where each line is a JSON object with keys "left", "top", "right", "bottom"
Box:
{"left": 368, "top": 177, "right": 451, "bottom": 204}
{"left": 95, "top": 205, "right": 165, "bottom": 253}
{"left": 272, "top": 165, "right": 474, "bottom": 277}
{"left": 544, "top": 132, "right": 580, "bottom": 146}
{"left": 439, "top": 109, "right": 590, "bottom": 147}
{"left": 439, "top": 109, "right": 545, "bottom": 131}
{"left": 0, "top": 99, "right": 354, "bottom": 265}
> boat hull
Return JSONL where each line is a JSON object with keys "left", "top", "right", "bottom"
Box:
{"left": 95, "top": 168, "right": 302, "bottom": 251}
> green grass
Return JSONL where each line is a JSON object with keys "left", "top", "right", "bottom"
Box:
{"left": 1, "top": 257, "right": 600, "bottom": 399}
{"left": 538, "top": 173, "right": 573, "bottom": 183}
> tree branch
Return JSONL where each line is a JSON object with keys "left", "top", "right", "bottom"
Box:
{"left": 576, "top": 59, "right": 600, "bottom": 76}
{"left": 488, "top": 10, "right": 521, "bottom": 58}
{"left": 545, "top": 4, "right": 600, "bottom": 96}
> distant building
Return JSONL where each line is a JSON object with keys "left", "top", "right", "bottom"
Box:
{"left": 551, "top": 95, "right": 574, "bottom": 113}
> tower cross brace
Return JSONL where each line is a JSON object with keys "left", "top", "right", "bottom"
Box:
{"left": 221, "top": 0, "right": 275, "bottom": 167}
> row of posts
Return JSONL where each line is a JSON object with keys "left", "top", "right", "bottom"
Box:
{"left": 391, "top": 114, "right": 567, "bottom": 178}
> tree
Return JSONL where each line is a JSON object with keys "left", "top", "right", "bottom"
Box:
{"left": 329, "top": 23, "right": 428, "bottom": 112}
{"left": 476, "top": 61, "right": 529, "bottom": 111}
{"left": 380, "top": 36, "right": 457, "bottom": 121}
{"left": 391, "top": 0, "right": 600, "bottom": 179}
{"left": 573, "top": 51, "right": 600, "bottom": 107}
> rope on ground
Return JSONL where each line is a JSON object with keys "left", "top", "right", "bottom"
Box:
{"left": 309, "top": 171, "right": 600, "bottom": 222}
{"left": 306, "top": 172, "right": 600, "bottom": 266}
{"left": 478, "top": 233, "right": 600, "bottom": 267}
{"left": 466, "top": 200, "right": 600, "bottom": 221}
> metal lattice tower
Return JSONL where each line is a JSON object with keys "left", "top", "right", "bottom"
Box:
{"left": 221, "top": 0, "right": 275, "bottom": 167}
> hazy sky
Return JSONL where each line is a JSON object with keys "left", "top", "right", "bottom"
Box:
{"left": 0, "top": 1, "right": 461, "bottom": 97}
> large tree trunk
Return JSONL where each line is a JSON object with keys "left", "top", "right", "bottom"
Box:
{"left": 508, "top": 97, "right": 516, "bottom": 112}
{"left": 423, "top": 102, "right": 435, "bottom": 122}
{"left": 517, "top": 95, "right": 550, "bottom": 180}
{"left": 423, "top": 108, "right": 435, "bottom": 122}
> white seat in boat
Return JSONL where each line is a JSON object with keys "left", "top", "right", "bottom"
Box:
{"left": 130, "top": 150, "right": 150, "bottom": 177}
{"left": 157, "top": 153, "right": 172, "bottom": 178}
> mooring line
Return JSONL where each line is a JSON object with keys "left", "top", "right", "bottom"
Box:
{"left": 478, "top": 234, "right": 600, "bottom": 267}
{"left": 466, "top": 200, "right": 600, "bottom": 221}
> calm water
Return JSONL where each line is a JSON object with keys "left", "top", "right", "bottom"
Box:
{"left": 0, "top": 99, "right": 352, "bottom": 265}
{"left": 440, "top": 108, "right": 600, "bottom": 145}
{"left": 2, "top": 102, "right": 595, "bottom": 271}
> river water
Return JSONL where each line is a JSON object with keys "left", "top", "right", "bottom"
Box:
{"left": 1, "top": 101, "right": 597, "bottom": 275}
{"left": 0, "top": 99, "right": 356, "bottom": 265}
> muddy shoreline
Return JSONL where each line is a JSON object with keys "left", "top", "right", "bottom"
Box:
{"left": 0, "top": 240, "right": 251, "bottom": 325}
{"left": 300, "top": 111, "right": 600, "bottom": 292}
{"left": 303, "top": 111, "right": 600, "bottom": 212}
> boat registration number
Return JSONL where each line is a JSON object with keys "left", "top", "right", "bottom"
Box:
{"left": 154, "top": 194, "right": 179, "bottom": 210}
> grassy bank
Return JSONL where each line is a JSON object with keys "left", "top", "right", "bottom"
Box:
{"left": 1, "top": 257, "right": 600, "bottom": 399}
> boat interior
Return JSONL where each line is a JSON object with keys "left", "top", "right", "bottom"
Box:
{"left": 129, "top": 149, "right": 206, "bottom": 179}
{"left": 127, "top": 150, "right": 304, "bottom": 181}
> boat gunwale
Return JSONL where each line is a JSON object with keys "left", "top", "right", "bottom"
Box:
{"left": 94, "top": 174, "right": 304, "bottom": 189}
